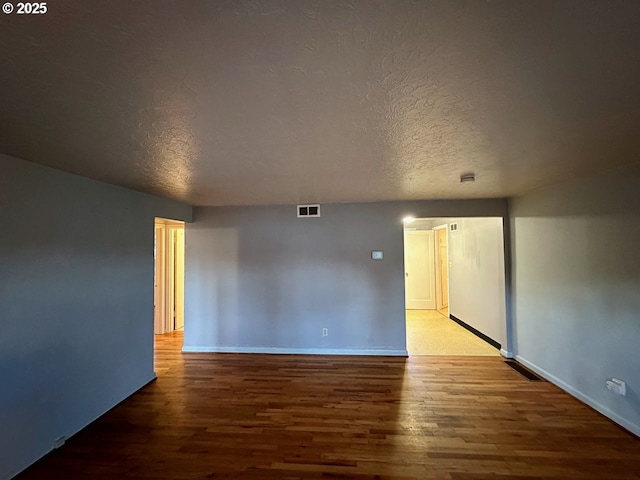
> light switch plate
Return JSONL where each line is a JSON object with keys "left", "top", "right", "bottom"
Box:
{"left": 371, "top": 251, "right": 383, "bottom": 260}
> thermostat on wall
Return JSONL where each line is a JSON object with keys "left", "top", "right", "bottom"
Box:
{"left": 371, "top": 251, "right": 383, "bottom": 260}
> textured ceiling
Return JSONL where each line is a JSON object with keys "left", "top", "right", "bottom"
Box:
{"left": 2, "top": 0, "right": 640, "bottom": 206}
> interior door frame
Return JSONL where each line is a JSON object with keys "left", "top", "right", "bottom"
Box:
{"left": 154, "top": 222, "right": 167, "bottom": 334}
{"left": 174, "top": 227, "right": 185, "bottom": 330}
{"left": 433, "top": 224, "right": 449, "bottom": 312}
{"left": 167, "top": 226, "right": 177, "bottom": 332}
{"left": 403, "top": 229, "right": 436, "bottom": 309}
{"left": 154, "top": 218, "right": 185, "bottom": 334}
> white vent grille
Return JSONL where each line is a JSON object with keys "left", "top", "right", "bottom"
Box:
{"left": 297, "top": 204, "right": 321, "bottom": 217}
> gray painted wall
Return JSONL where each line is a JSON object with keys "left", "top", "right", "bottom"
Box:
{"left": 510, "top": 163, "right": 640, "bottom": 436}
{"left": 184, "top": 199, "right": 507, "bottom": 354}
{"left": 0, "top": 155, "right": 192, "bottom": 479}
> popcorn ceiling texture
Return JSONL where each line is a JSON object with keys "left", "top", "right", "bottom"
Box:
{"left": 1, "top": 0, "right": 639, "bottom": 206}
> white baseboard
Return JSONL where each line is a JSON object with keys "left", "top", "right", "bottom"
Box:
{"left": 182, "top": 345, "right": 409, "bottom": 356}
{"left": 515, "top": 355, "right": 640, "bottom": 437}
{"left": 500, "top": 348, "right": 513, "bottom": 358}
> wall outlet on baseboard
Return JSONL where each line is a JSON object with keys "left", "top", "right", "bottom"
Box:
{"left": 322, "top": 328, "right": 328, "bottom": 337}
{"left": 606, "top": 378, "right": 626, "bottom": 396}
{"left": 53, "top": 436, "right": 66, "bottom": 449}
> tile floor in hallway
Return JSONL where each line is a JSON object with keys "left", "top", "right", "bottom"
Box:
{"left": 406, "top": 309, "right": 501, "bottom": 356}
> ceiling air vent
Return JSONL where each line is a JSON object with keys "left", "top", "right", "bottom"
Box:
{"left": 297, "top": 204, "right": 321, "bottom": 218}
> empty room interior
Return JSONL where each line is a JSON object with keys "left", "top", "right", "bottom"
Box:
{"left": 1, "top": 1, "right": 640, "bottom": 479}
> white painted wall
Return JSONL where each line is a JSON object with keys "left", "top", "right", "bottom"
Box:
{"left": 447, "top": 218, "right": 507, "bottom": 347}
{"left": 510, "top": 163, "right": 640, "bottom": 436}
{"left": 0, "top": 154, "right": 191, "bottom": 479}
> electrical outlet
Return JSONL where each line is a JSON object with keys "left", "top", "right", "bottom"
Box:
{"left": 322, "top": 328, "right": 328, "bottom": 337}
{"left": 606, "top": 378, "right": 626, "bottom": 396}
{"left": 53, "top": 436, "right": 66, "bottom": 449}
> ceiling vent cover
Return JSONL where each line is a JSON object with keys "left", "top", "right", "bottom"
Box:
{"left": 297, "top": 204, "right": 321, "bottom": 218}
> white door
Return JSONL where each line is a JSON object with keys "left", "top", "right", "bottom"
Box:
{"left": 404, "top": 230, "right": 436, "bottom": 309}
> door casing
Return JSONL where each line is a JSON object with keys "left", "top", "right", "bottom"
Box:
{"left": 433, "top": 225, "right": 449, "bottom": 311}
{"left": 404, "top": 229, "right": 436, "bottom": 310}
{"left": 154, "top": 219, "right": 185, "bottom": 334}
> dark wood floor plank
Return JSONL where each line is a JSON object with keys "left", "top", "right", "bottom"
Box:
{"left": 14, "top": 331, "right": 640, "bottom": 479}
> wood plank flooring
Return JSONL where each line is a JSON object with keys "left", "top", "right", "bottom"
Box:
{"left": 16, "top": 332, "right": 640, "bottom": 479}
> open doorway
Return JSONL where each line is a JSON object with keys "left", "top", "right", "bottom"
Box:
{"left": 403, "top": 217, "right": 505, "bottom": 356}
{"left": 154, "top": 218, "right": 185, "bottom": 338}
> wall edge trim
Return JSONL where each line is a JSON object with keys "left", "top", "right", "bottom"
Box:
{"left": 515, "top": 355, "right": 640, "bottom": 438}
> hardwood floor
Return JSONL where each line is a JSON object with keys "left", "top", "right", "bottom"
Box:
{"left": 16, "top": 332, "right": 640, "bottom": 479}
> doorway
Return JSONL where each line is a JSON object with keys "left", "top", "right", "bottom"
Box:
{"left": 154, "top": 218, "right": 185, "bottom": 335}
{"left": 404, "top": 230, "right": 436, "bottom": 309}
{"left": 403, "top": 217, "right": 505, "bottom": 356}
